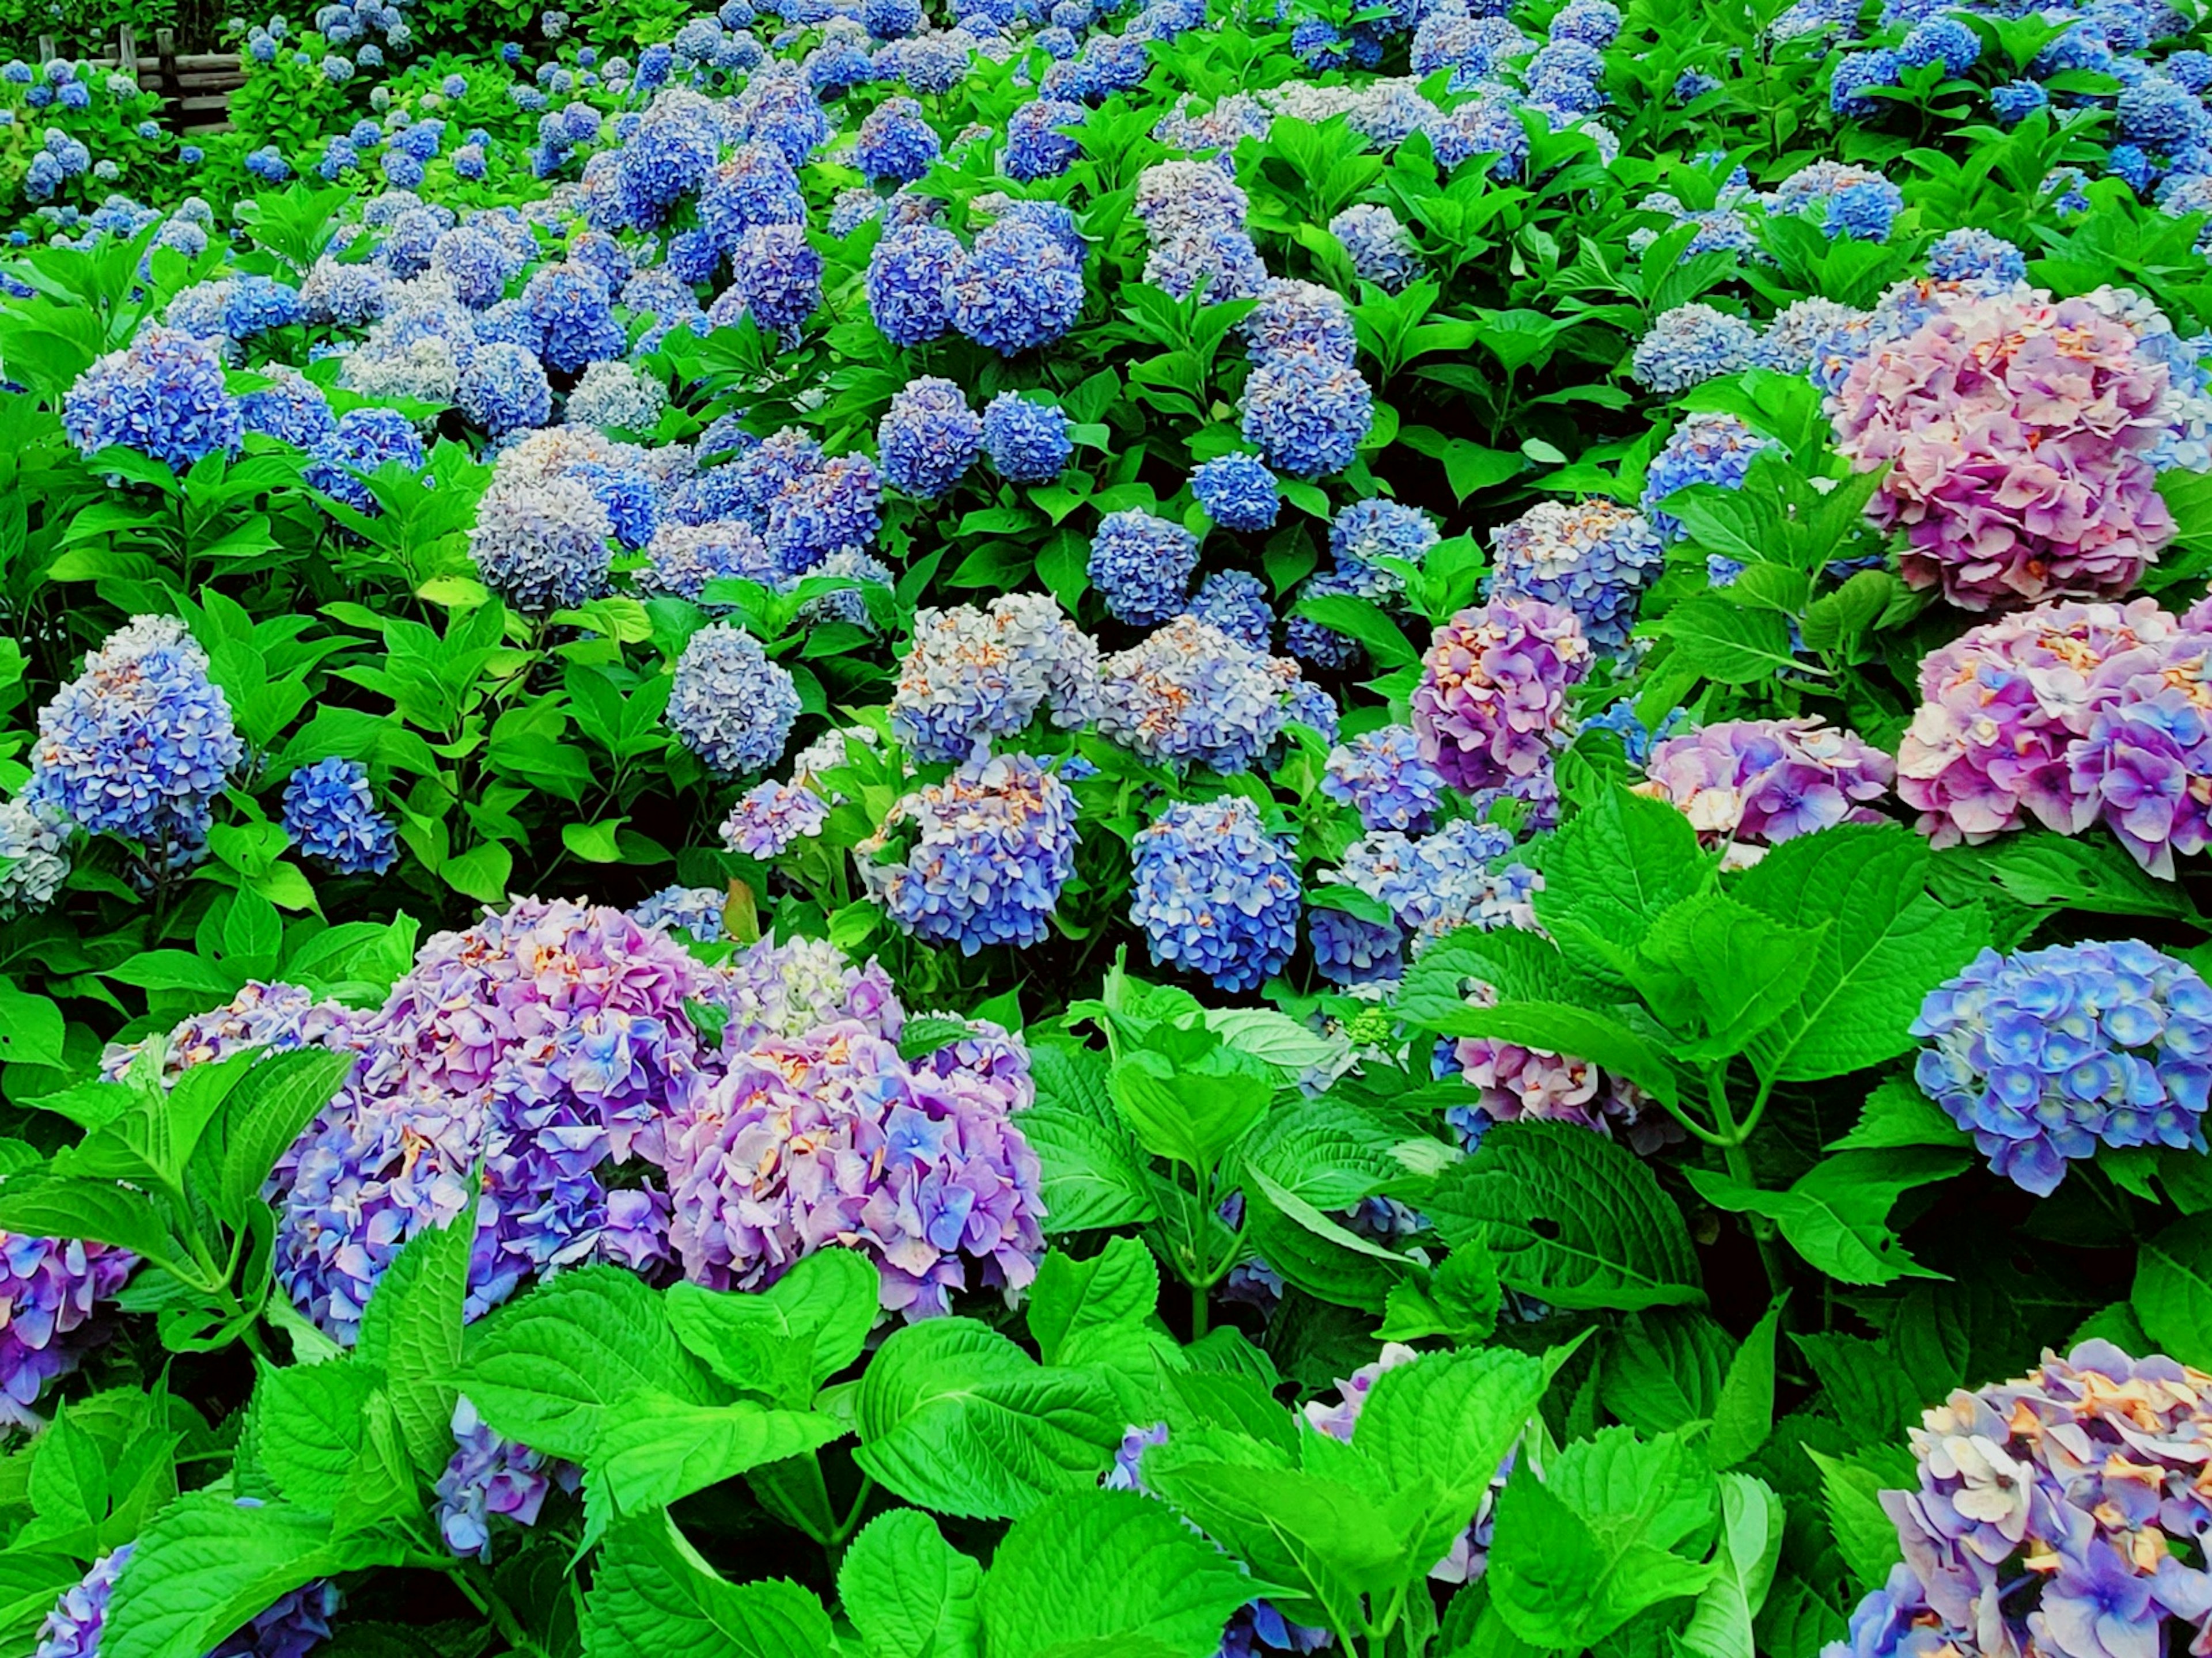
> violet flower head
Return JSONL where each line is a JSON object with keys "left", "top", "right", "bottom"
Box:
{"left": 1640, "top": 716, "right": 1896, "bottom": 855}
{"left": 436, "top": 1395, "right": 556, "bottom": 1561}
{"left": 1912, "top": 939, "right": 2212, "bottom": 1194}
{"left": 0, "top": 1234, "right": 134, "bottom": 1426}
{"left": 1411, "top": 597, "right": 1592, "bottom": 794}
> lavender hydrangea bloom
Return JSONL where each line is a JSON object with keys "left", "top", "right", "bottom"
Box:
{"left": 949, "top": 217, "right": 1085, "bottom": 355}
{"left": 28, "top": 616, "right": 243, "bottom": 848}
{"left": 1487, "top": 500, "right": 1664, "bottom": 652}
{"left": 662, "top": 1015, "right": 1046, "bottom": 1318}
{"left": 282, "top": 757, "right": 397, "bottom": 875}
{"left": 667, "top": 623, "right": 800, "bottom": 775}
{"left": 856, "top": 95, "right": 940, "bottom": 182}
{"left": 861, "top": 750, "right": 1077, "bottom": 951}
{"left": 721, "top": 778, "right": 830, "bottom": 857}
{"left": 436, "top": 1396, "right": 556, "bottom": 1561}
{"left": 2070, "top": 686, "right": 2212, "bottom": 877}
{"left": 1640, "top": 717, "right": 1896, "bottom": 853}
{"left": 1089, "top": 510, "right": 1200, "bottom": 625}
{"left": 1131, "top": 797, "right": 1301, "bottom": 993}
{"left": 764, "top": 453, "right": 882, "bottom": 572}
{"left": 1321, "top": 725, "right": 1448, "bottom": 832}
{"left": 37, "top": 1544, "right": 340, "bottom": 1658}
{"left": 63, "top": 327, "right": 243, "bottom": 471}
{"left": 0, "top": 1234, "right": 134, "bottom": 1426}
{"left": 891, "top": 593, "right": 1101, "bottom": 760}
{"left": 1412, "top": 597, "right": 1591, "bottom": 794}
{"left": 1913, "top": 940, "right": 2212, "bottom": 1194}
{"left": 469, "top": 474, "right": 615, "bottom": 613}
{"left": 878, "top": 376, "right": 982, "bottom": 498}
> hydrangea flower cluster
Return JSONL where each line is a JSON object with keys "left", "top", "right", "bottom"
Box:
{"left": 1487, "top": 500, "right": 1665, "bottom": 652}
{"left": 1631, "top": 302, "right": 1758, "bottom": 393}
{"left": 1089, "top": 510, "right": 1200, "bottom": 625}
{"left": 0, "top": 1235, "right": 134, "bottom": 1428}
{"left": 1190, "top": 453, "right": 1282, "bottom": 531}
{"left": 878, "top": 375, "right": 981, "bottom": 499}
{"left": 1411, "top": 597, "right": 1592, "bottom": 795}
{"left": 1095, "top": 615, "right": 1298, "bottom": 772}
{"left": 62, "top": 327, "right": 242, "bottom": 472}
{"left": 1832, "top": 1343, "right": 2212, "bottom": 1658}
{"left": 1239, "top": 278, "right": 1376, "bottom": 477}
{"left": 1639, "top": 717, "right": 1896, "bottom": 856}
{"left": 890, "top": 592, "right": 1103, "bottom": 760}
{"left": 662, "top": 1015, "right": 1046, "bottom": 1318}
{"left": 722, "top": 778, "right": 830, "bottom": 858}
{"left": 27, "top": 616, "right": 243, "bottom": 851}
{"left": 1445, "top": 977, "right": 1668, "bottom": 1153}
{"left": 1831, "top": 289, "right": 2176, "bottom": 610}
{"left": 0, "top": 796, "right": 71, "bottom": 919}
{"left": 1130, "top": 797, "right": 1301, "bottom": 993}
{"left": 36, "top": 1543, "right": 339, "bottom": 1658}
{"left": 282, "top": 757, "right": 398, "bottom": 875}
{"left": 860, "top": 750, "right": 1078, "bottom": 951}
{"left": 980, "top": 393, "right": 1073, "bottom": 481}
{"left": 435, "top": 1396, "right": 558, "bottom": 1561}
{"left": 1640, "top": 413, "right": 1778, "bottom": 543}
{"left": 631, "top": 883, "right": 729, "bottom": 940}
{"left": 666, "top": 623, "right": 801, "bottom": 775}
{"left": 1321, "top": 725, "right": 1448, "bottom": 832}
{"left": 1912, "top": 940, "right": 2212, "bottom": 1194}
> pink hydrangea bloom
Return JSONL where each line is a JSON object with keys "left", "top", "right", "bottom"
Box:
{"left": 1897, "top": 598, "right": 2183, "bottom": 845}
{"left": 1830, "top": 291, "right": 2175, "bottom": 611}
{"left": 1410, "top": 595, "right": 1590, "bottom": 793}
{"left": 1639, "top": 716, "right": 1895, "bottom": 849}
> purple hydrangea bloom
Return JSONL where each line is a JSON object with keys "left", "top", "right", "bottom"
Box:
{"left": 1411, "top": 597, "right": 1592, "bottom": 794}
{"left": 878, "top": 376, "right": 982, "bottom": 499}
{"left": 2070, "top": 685, "right": 2212, "bottom": 877}
{"left": 1487, "top": 500, "right": 1664, "bottom": 654}
{"left": 861, "top": 750, "right": 1078, "bottom": 951}
{"left": 1130, "top": 796, "right": 1301, "bottom": 993}
{"left": 28, "top": 616, "right": 242, "bottom": 848}
{"left": 1913, "top": 940, "right": 2212, "bottom": 1194}
{"left": 890, "top": 593, "right": 1101, "bottom": 761}
{"left": 732, "top": 222, "right": 824, "bottom": 336}
{"left": 1641, "top": 717, "right": 1896, "bottom": 852}
{"left": 436, "top": 1396, "right": 556, "bottom": 1561}
{"left": 856, "top": 95, "right": 940, "bottom": 183}
{"left": 282, "top": 757, "right": 397, "bottom": 875}
{"left": 0, "top": 1234, "right": 134, "bottom": 1426}
{"left": 721, "top": 777, "right": 830, "bottom": 857}
{"left": 668, "top": 623, "right": 800, "bottom": 775}
{"left": 764, "top": 453, "right": 882, "bottom": 571}
{"left": 662, "top": 1015, "right": 1046, "bottom": 1318}
{"left": 1089, "top": 509, "right": 1199, "bottom": 625}
{"left": 37, "top": 1543, "right": 340, "bottom": 1658}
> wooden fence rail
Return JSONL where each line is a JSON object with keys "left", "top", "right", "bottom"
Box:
{"left": 29, "top": 25, "right": 245, "bottom": 135}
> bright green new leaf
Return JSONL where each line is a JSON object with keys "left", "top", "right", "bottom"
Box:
{"left": 583, "top": 1513, "right": 834, "bottom": 1658}
{"left": 353, "top": 1195, "right": 474, "bottom": 1477}
{"left": 665, "top": 1246, "right": 880, "bottom": 1403}
{"left": 1027, "top": 1237, "right": 1160, "bottom": 1367}
{"left": 838, "top": 1509, "right": 983, "bottom": 1658}
{"left": 1688, "top": 1150, "right": 1963, "bottom": 1285}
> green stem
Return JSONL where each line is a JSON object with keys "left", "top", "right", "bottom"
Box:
{"left": 1707, "top": 1069, "right": 1789, "bottom": 1299}
{"left": 1191, "top": 1275, "right": 1209, "bottom": 1341}
{"left": 448, "top": 1567, "right": 544, "bottom": 1657}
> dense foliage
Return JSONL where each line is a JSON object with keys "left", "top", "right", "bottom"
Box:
{"left": 11, "top": 0, "right": 2212, "bottom": 1654}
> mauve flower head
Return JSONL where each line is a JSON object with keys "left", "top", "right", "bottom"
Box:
{"left": 27, "top": 616, "right": 242, "bottom": 848}
{"left": 890, "top": 593, "right": 1101, "bottom": 761}
{"left": 1913, "top": 940, "right": 2212, "bottom": 1194}
{"left": 1639, "top": 716, "right": 1896, "bottom": 851}
{"left": 1095, "top": 614, "right": 1300, "bottom": 773}
{"left": 1897, "top": 598, "right": 2182, "bottom": 847}
{"left": 1448, "top": 977, "right": 1668, "bottom": 1152}
{"left": 1832, "top": 1341, "right": 2212, "bottom": 1658}
{"left": 268, "top": 898, "right": 719, "bottom": 1340}
{"left": 1487, "top": 499, "right": 1664, "bottom": 653}
{"left": 860, "top": 749, "right": 1078, "bottom": 952}
{"left": 1131, "top": 796, "right": 1301, "bottom": 993}
{"left": 663, "top": 1015, "right": 1044, "bottom": 1318}
{"left": 1830, "top": 290, "right": 2176, "bottom": 610}
{"left": 0, "top": 1234, "right": 134, "bottom": 1425}
{"left": 2069, "top": 676, "right": 2212, "bottom": 877}
{"left": 1412, "top": 597, "right": 1592, "bottom": 794}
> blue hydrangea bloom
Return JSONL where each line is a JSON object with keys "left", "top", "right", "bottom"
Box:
{"left": 1830, "top": 48, "right": 1897, "bottom": 116}
{"left": 283, "top": 757, "right": 398, "bottom": 875}
{"left": 1191, "top": 453, "right": 1281, "bottom": 531}
{"left": 632, "top": 882, "right": 728, "bottom": 940}
{"left": 856, "top": 94, "right": 940, "bottom": 183}
{"left": 307, "top": 408, "right": 425, "bottom": 515}
{"left": 28, "top": 616, "right": 242, "bottom": 848}
{"left": 868, "top": 223, "right": 963, "bottom": 349}
{"left": 1089, "top": 510, "right": 1199, "bottom": 625}
{"left": 1630, "top": 303, "right": 1758, "bottom": 393}
{"left": 63, "top": 327, "right": 242, "bottom": 473}
{"left": 1913, "top": 940, "right": 2212, "bottom": 1196}
{"left": 981, "top": 392, "right": 1073, "bottom": 482}
{"left": 1991, "top": 78, "right": 2048, "bottom": 123}
{"left": 862, "top": 750, "right": 1078, "bottom": 952}
{"left": 1240, "top": 348, "right": 1374, "bottom": 477}
{"left": 1005, "top": 97, "right": 1084, "bottom": 181}
{"left": 950, "top": 217, "right": 1085, "bottom": 355}
{"left": 1640, "top": 412, "right": 1778, "bottom": 543}
{"left": 1189, "top": 570, "right": 1274, "bottom": 650}
{"left": 1321, "top": 724, "right": 1448, "bottom": 832}
{"left": 732, "top": 222, "right": 823, "bottom": 335}
{"left": 457, "top": 342, "right": 554, "bottom": 435}
{"left": 666, "top": 622, "right": 801, "bottom": 774}
{"left": 1131, "top": 797, "right": 1301, "bottom": 993}
{"left": 241, "top": 367, "right": 336, "bottom": 450}
{"left": 1925, "top": 227, "right": 2028, "bottom": 284}
{"left": 521, "top": 261, "right": 624, "bottom": 373}
{"left": 878, "top": 376, "right": 981, "bottom": 499}
{"left": 1897, "top": 17, "right": 1978, "bottom": 72}
{"left": 1487, "top": 500, "right": 1664, "bottom": 654}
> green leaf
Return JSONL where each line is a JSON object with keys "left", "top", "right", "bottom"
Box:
{"left": 1677, "top": 1475, "right": 1785, "bottom": 1658}
{"left": 0, "top": 980, "right": 68, "bottom": 1067}
{"left": 0, "top": 1174, "right": 178, "bottom": 1263}
{"left": 442, "top": 841, "right": 513, "bottom": 904}
{"left": 1737, "top": 825, "right": 1988, "bottom": 1083}
{"left": 1686, "top": 1150, "right": 1963, "bottom": 1285}
{"left": 584, "top": 1513, "right": 834, "bottom": 1658}
{"left": 1487, "top": 1430, "right": 1721, "bottom": 1650}
{"left": 1804, "top": 1448, "right": 1903, "bottom": 1593}
{"left": 1427, "top": 1122, "right": 1703, "bottom": 1311}
{"left": 0, "top": 1553, "right": 95, "bottom": 1653}
{"left": 217, "top": 1048, "right": 358, "bottom": 1222}
{"left": 1108, "top": 1055, "right": 1271, "bottom": 1174}
{"left": 353, "top": 1198, "right": 474, "bottom": 1477}
{"left": 1599, "top": 1311, "right": 1732, "bottom": 1439}
{"left": 1710, "top": 1302, "right": 1783, "bottom": 1470}
{"left": 665, "top": 1247, "right": 880, "bottom": 1405}
{"left": 838, "top": 1509, "right": 983, "bottom": 1658}
{"left": 586, "top": 1393, "right": 847, "bottom": 1535}
{"left": 1533, "top": 787, "right": 1710, "bottom": 980}
{"left": 1024, "top": 1045, "right": 1156, "bottom": 1232}
{"left": 979, "top": 1490, "right": 1256, "bottom": 1658}
{"left": 460, "top": 1267, "right": 714, "bottom": 1460}
{"left": 854, "top": 1319, "right": 1120, "bottom": 1519}
{"left": 1027, "top": 1238, "right": 1160, "bottom": 1367}
{"left": 1827, "top": 1077, "right": 1971, "bottom": 1154}
{"left": 247, "top": 1357, "right": 378, "bottom": 1509}
{"left": 2135, "top": 1216, "right": 2212, "bottom": 1367}
{"left": 1421, "top": 1002, "right": 1681, "bottom": 1109}
{"left": 1658, "top": 595, "right": 1800, "bottom": 685}
{"left": 102, "top": 1492, "right": 346, "bottom": 1658}
{"left": 1636, "top": 894, "right": 1824, "bottom": 1056}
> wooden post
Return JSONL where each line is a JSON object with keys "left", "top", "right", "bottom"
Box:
{"left": 35, "top": 34, "right": 52, "bottom": 63}
{"left": 154, "top": 28, "right": 178, "bottom": 128}
{"left": 116, "top": 24, "right": 137, "bottom": 85}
